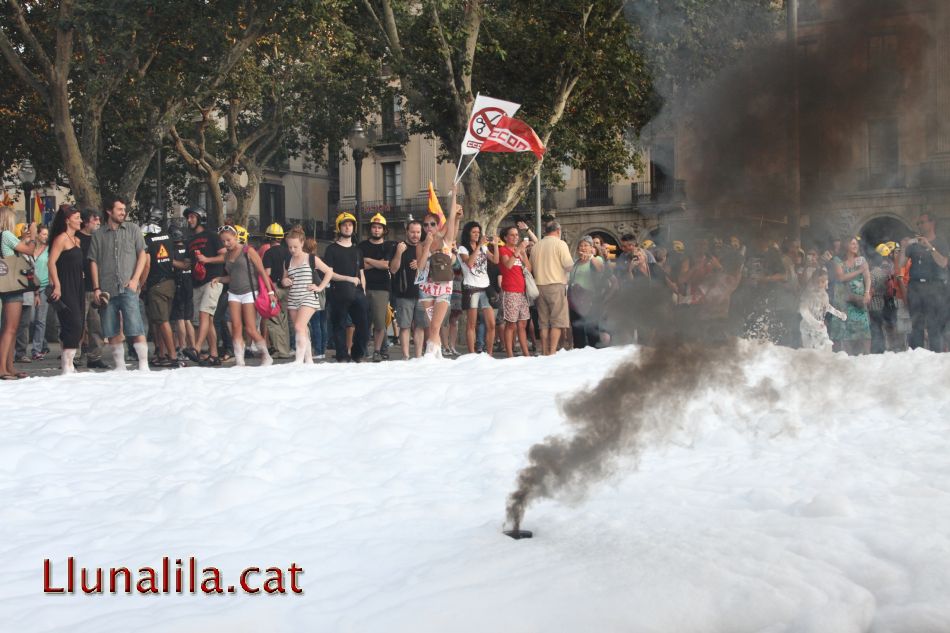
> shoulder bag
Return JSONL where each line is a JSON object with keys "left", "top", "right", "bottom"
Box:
{"left": 0, "top": 231, "right": 37, "bottom": 295}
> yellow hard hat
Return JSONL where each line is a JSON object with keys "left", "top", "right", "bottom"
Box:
{"left": 336, "top": 212, "right": 357, "bottom": 231}
{"left": 875, "top": 243, "right": 892, "bottom": 257}
{"left": 672, "top": 240, "right": 685, "bottom": 252}
{"left": 641, "top": 239, "right": 655, "bottom": 249}
{"left": 885, "top": 241, "right": 897, "bottom": 252}
{"left": 235, "top": 225, "right": 249, "bottom": 244}
{"left": 14, "top": 223, "right": 26, "bottom": 238}
{"left": 265, "top": 223, "right": 285, "bottom": 239}
{"left": 369, "top": 213, "right": 387, "bottom": 226}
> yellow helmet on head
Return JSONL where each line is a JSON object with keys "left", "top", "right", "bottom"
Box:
{"left": 369, "top": 213, "right": 387, "bottom": 227}
{"left": 265, "top": 223, "right": 285, "bottom": 239}
{"left": 235, "top": 225, "right": 249, "bottom": 245}
{"left": 875, "top": 243, "right": 892, "bottom": 257}
{"left": 336, "top": 212, "right": 357, "bottom": 231}
{"left": 641, "top": 239, "right": 655, "bottom": 250}
{"left": 672, "top": 240, "right": 685, "bottom": 253}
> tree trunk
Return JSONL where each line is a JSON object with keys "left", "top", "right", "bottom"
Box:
{"left": 206, "top": 175, "right": 226, "bottom": 227}
{"left": 225, "top": 165, "right": 262, "bottom": 227}
{"left": 51, "top": 88, "right": 101, "bottom": 211}
{"left": 116, "top": 146, "right": 158, "bottom": 209}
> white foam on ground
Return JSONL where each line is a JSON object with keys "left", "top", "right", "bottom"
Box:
{"left": 2, "top": 343, "right": 949, "bottom": 632}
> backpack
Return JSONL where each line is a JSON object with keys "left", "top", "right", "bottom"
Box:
{"left": 429, "top": 251, "right": 454, "bottom": 282}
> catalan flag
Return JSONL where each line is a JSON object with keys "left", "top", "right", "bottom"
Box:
{"left": 427, "top": 181, "right": 446, "bottom": 229}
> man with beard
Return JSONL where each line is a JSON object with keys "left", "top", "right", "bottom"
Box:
{"left": 88, "top": 197, "right": 149, "bottom": 371}
{"left": 359, "top": 213, "right": 396, "bottom": 361}
{"left": 389, "top": 220, "right": 426, "bottom": 359}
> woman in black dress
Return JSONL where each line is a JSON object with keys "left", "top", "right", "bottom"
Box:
{"left": 48, "top": 205, "right": 85, "bottom": 375}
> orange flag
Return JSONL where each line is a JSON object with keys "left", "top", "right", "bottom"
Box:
{"left": 427, "top": 181, "right": 446, "bottom": 228}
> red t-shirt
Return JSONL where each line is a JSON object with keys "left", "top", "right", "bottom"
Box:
{"left": 499, "top": 246, "right": 526, "bottom": 293}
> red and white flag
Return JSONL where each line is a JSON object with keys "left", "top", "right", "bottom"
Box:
{"left": 478, "top": 116, "right": 546, "bottom": 160}
{"left": 461, "top": 94, "right": 521, "bottom": 155}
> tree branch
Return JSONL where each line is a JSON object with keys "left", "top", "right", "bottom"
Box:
{"left": 7, "top": 0, "right": 54, "bottom": 78}
{"left": 459, "top": 0, "right": 481, "bottom": 99}
{"left": 0, "top": 29, "right": 50, "bottom": 103}
{"left": 430, "top": 2, "right": 462, "bottom": 107}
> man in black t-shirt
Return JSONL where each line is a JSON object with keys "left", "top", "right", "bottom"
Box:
{"left": 261, "top": 223, "right": 292, "bottom": 358}
{"left": 900, "top": 213, "right": 949, "bottom": 351}
{"left": 358, "top": 213, "right": 396, "bottom": 361}
{"left": 324, "top": 213, "right": 369, "bottom": 362}
{"left": 169, "top": 225, "right": 197, "bottom": 361}
{"left": 389, "top": 220, "right": 426, "bottom": 359}
{"left": 184, "top": 207, "right": 225, "bottom": 364}
{"left": 77, "top": 208, "right": 108, "bottom": 368}
{"left": 144, "top": 228, "right": 178, "bottom": 366}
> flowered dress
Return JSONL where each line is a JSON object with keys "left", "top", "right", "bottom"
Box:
{"left": 829, "top": 256, "right": 871, "bottom": 341}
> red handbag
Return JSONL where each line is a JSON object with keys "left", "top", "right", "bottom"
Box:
{"left": 244, "top": 246, "right": 280, "bottom": 318}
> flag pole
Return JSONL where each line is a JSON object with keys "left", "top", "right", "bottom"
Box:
{"left": 535, "top": 158, "right": 543, "bottom": 237}
{"left": 455, "top": 154, "right": 478, "bottom": 185}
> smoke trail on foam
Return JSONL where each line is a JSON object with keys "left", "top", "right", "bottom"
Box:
{"left": 508, "top": 338, "right": 786, "bottom": 531}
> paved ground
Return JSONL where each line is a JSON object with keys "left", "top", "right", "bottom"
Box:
{"left": 12, "top": 339, "right": 534, "bottom": 378}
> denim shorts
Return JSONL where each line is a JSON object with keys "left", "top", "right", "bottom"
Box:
{"left": 462, "top": 286, "right": 491, "bottom": 310}
{"left": 100, "top": 288, "right": 146, "bottom": 338}
{"left": 418, "top": 289, "right": 451, "bottom": 304}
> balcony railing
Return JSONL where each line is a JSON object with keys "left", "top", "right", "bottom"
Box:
{"left": 368, "top": 121, "right": 409, "bottom": 147}
{"left": 576, "top": 184, "right": 613, "bottom": 207}
{"left": 632, "top": 179, "right": 687, "bottom": 203}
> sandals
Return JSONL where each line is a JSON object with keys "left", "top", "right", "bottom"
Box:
{"left": 219, "top": 352, "right": 233, "bottom": 363}
{"left": 0, "top": 374, "right": 20, "bottom": 381}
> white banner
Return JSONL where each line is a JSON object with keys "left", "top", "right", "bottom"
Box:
{"left": 460, "top": 93, "right": 521, "bottom": 155}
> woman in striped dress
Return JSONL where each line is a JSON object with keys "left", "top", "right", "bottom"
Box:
{"left": 281, "top": 228, "right": 333, "bottom": 364}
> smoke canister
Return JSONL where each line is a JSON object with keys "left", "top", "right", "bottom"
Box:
{"left": 503, "top": 529, "right": 533, "bottom": 540}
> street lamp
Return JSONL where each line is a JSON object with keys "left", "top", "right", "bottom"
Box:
{"left": 19, "top": 159, "right": 36, "bottom": 224}
{"left": 349, "top": 123, "right": 368, "bottom": 237}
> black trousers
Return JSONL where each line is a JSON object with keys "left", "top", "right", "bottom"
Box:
{"left": 329, "top": 284, "right": 369, "bottom": 361}
{"left": 907, "top": 282, "right": 946, "bottom": 352}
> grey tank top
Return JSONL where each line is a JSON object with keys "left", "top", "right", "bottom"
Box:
{"left": 225, "top": 249, "right": 254, "bottom": 295}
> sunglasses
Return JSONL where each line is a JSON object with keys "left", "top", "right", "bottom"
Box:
{"left": 423, "top": 222, "right": 438, "bottom": 227}
{"left": 217, "top": 225, "right": 237, "bottom": 235}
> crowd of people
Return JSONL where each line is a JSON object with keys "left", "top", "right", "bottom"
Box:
{"left": 1, "top": 197, "right": 947, "bottom": 379}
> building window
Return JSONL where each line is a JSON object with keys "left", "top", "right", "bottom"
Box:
{"left": 868, "top": 118, "right": 899, "bottom": 186}
{"left": 260, "top": 182, "right": 286, "bottom": 227}
{"left": 382, "top": 162, "right": 402, "bottom": 206}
